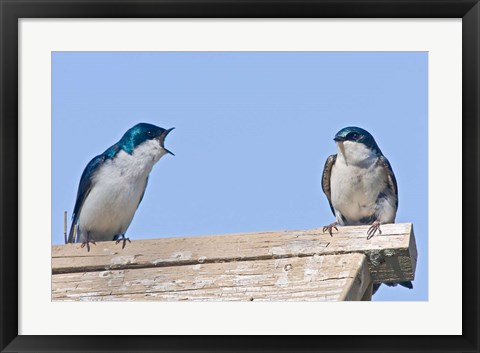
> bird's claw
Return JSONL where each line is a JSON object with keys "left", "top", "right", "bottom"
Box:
{"left": 115, "top": 235, "right": 131, "bottom": 249}
{"left": 367, "top": 221, "right": 382, "bottom": 240}
{"left": 322, "top": 222, "right": 338, "bottom": 237}
{"left": 81, "top": 239, "right": 96, "bottom": 252}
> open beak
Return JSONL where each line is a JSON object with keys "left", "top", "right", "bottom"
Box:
{"left": 159, "top": 127, "right": 175, "bottom": 156}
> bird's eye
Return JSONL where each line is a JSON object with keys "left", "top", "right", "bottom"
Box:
{"left": 349, "top": 133, "right": 360, "bottom": 140}
{"left": 147, "top": 131, "right": 154, "bottom": 137}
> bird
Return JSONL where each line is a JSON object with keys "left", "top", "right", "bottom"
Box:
{"left": 67, "top": 122, "right": 174, "bottom": 251}
{"left": 321, "top": 126, "right": 412, "bottom": 294}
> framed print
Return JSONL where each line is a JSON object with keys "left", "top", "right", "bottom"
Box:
{"left": 1, "top": 0, "right": 479, "bottom": 352}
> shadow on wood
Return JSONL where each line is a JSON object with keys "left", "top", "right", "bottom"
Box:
{"left": 52, "top": 223, "right": 417, "bottom": 301}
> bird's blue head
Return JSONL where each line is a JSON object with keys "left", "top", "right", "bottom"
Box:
{"left": 333, "top": 126, "right": 382, "bottom": 155}
{"left": 118, "top": 123, "right": 175, "bottom": 155}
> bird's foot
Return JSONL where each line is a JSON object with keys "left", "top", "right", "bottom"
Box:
{"left": 115, "top": 234, "right": 131, "bottom": 249}
{"left": 80, "top": 239, "right": 96, "bottom": 252}
{"left": 322, "top": 222, "right": 338, "bottom": 237}
{"left": 367, "top": 220, "right": 382, "bottom": 240}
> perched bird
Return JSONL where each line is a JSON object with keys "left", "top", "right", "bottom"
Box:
{"left": 67, "top": 123, "right": 174, "bottom": 251}
{"left": 321, "top": 126, "right": 412, "bottom": 294}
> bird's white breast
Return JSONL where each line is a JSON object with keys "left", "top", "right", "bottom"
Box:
{"left": 77, "top": 139, "right": 167, "bottom": 242}
{"left": 330, "top": 141, "right": 388, "bottom": 224}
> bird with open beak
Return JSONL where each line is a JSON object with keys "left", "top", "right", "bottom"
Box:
{"left": 67, "top": 123, "right": 174, "bottom": 251}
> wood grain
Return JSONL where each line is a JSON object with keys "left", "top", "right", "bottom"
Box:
{"left": 52, "top": 253, "right": 370, "bottom": 301}
{"left": 52, "top": 223, "right": 416, "bottom": 284}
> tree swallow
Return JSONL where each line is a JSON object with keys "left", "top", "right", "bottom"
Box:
{"left": 67, "top": 123, "right": 174, "bottom": 251}
{"left": 321, "top": 126, "right": 412, "bottom": 294}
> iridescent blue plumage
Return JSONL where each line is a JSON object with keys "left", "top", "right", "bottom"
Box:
{"left": 116, "top": 123, "right": 173, "bottom": 155}
{"left": 333, "top": 126, "right": 383, "bottom": 155}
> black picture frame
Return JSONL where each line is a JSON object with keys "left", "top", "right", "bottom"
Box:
{"left": 1, "top": 1, "right": 478, "bottom": 352}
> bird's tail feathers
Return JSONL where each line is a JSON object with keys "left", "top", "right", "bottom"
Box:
{"left": 67, "top": 223, "right": 77, "bottom": 243}
{"left": 397, "top": 281, "right": 413, "bottom": 289}
{"left": 372, "top": 281, "right": 413, "bottom": 295}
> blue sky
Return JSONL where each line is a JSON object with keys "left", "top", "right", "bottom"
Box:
{"left": 52, "top": 51, "right": 428, "bottom": 301}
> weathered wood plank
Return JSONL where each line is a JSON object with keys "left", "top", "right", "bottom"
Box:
{"left": 361, "top": 282, "right": 374, "bottom": 301}
{"left": 339, "top": 253, "right": 371, "bottom": 301}
{"left": 52, "top": 223, "right": 416, "bottom": 284}
{"left": 52, "top": 253, "right": 370, "bottom": 301}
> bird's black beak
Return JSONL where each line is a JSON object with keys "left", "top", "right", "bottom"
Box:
{"left": 159, "top": 127, "right": 175, "bottom": 156}
{"left": 334, "top": 136, "right": 346, "bottom": 142}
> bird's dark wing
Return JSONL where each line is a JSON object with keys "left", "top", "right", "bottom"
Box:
{"left": 67, "top": 154, "right": 108, "bottom": 243}
{"left": 378, "top": 155, "right": 398, "bottom": 209}
{"left": 321, "top": 154, "right": 337, "bottom": 216}
{"left": 67, "top": 144, "right": 122, "bottom": 243}
{"left": 137, "top": 176, "right": 149, "bottom": 209}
